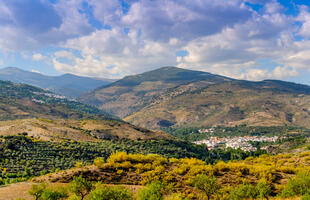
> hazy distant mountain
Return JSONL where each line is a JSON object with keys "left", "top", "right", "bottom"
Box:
{"left": 0, "top": 67, "right": 115, "bottom": 98}
{"left": 80, "top": 66, "right": 310, "bottom": 129}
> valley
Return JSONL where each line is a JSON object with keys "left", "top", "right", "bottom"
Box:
{"left": 0, "top": 68, "right": 310, "bottom": 199}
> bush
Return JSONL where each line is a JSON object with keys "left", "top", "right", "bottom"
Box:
{"left": 88, "top": 183, "right": 134, "bottom": 200}
{"left": 193, "top": 175, "right": 220, "bottom": 200}
{"left": 256, "top": 180, "right": 271, "bottom": 199}
{"left": 94, "top": 157, "right": 104, "bottom": 168}
{"left": 40, "top": 187, "right": 68, "bottom": 200}
{"left": 69, "top": 176, "right": 93, "bottom": 200}
{"left": 138, "top": 181, "right": 165, "bottom": 200}
{"left": 165, "top": 193, "right": 184, "bottom": 200}
{"left": 281, "top": 173, "right": 310, "bottom": 197}
{"left": 28, "top": 183, "right": 47, "bottom": 200}
{"left": 229, "top": 184, "right": 258, "bottom": 200}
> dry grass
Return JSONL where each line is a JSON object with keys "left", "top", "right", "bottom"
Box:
{"left": 0, "top": 118, "right": 170, "bottom": 142}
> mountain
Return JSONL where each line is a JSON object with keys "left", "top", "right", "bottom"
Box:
{"left": 79, "top": 66, "right": 231, "bottom": 118}
{"left": 80, "top": 66, "right": 310, "bottom": 129}
{"left": 0, "top": 80, "right": 168, "bottom": 140}
{"left": 0, "top": 67, "right": 115, "bottom": 98}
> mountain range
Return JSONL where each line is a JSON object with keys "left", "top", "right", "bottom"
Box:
{"left": 0, "top": 67, "right": 115, "bottom": 98}
{"left": 79, "top": 66, "right": 310, "bottom": 129}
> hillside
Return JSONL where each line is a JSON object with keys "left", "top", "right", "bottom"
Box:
{"left": 79, "top": 66, "right": 231, "bottom": 118}
{"left": 0, "top": 80, "right": 113, "bottom": 121}
{"left": 0, "top": 67, "right": 114, "bottom": 97}
{"left": 125, "top": 80, "right": 310, "bottom": 129}
{"left": 79, "top": 67, "right": 310, "bottom": 129}
{"left": 0, "top": 80, "right": 171, "bottom": 141}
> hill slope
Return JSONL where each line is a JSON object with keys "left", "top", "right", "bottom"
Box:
{"left": 0, "top": 80, "right": 169, "bottom": 141}
{"left": 79, "top": 66, "right": 231, "bottom": 118}
{"left": 80, "top": 66, "right": 310, "bottom": 129}
{"left": 0, "top": 67, "right": 114, "bottom": 97}
{"left": 125, "top": 79, "right": 310, "bottom": 129}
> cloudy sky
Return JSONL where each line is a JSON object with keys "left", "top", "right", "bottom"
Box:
{"left": 1, "top": 0, "right": 310, "bottom": 85}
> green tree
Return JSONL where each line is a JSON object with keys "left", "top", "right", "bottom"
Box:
{"left": 28, "top": 183, "right": 47, "bottom": 200}
{"left": 69, "top": 176, "right": 93, "bottom": 200}
{"left": 193, "top": 175, "right": 220, "bottom": 200}
{"left": 138, "top": 181, "right": 165, "bottom": 200}
{"left": 88, "top": 183, "right": 134, "bottom": 200}
{"left": 41, "top": 187, "right": 68, "bottom": 200}
{"left": 256, "top": 181, "right": 271, "bottom": 200}
{"left": 281, "top": 173, "right": 310, "bottom": 197}
{"left": 229, "top": 184, "right": 258, "bottom": 200}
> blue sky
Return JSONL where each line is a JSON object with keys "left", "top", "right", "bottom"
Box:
{"left": 0, "top": 0, "right": 310, "bottom": 85}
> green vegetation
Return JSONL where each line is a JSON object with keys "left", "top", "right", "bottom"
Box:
{"left": 0, "top": 80, "right": 114, "bottom": 121}
{"left": 137, "top": 181, "right": 165, "bottom": 200}
{"left": 164, "top": 125, "right": 310, "bottom": 141}
{"left": 0, "top": 135, "right": 265, "bottom": 185}
{"left": 193, "top": 175, "right": 220, "bottom": 200}
{"left": 23, "top": 151, "right": 310, "bottom": 199}
{"left": 88, "top": 184, "right": 134, "bottom": 200}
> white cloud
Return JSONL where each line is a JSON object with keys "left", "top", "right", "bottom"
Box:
{"left": 32, "top": 53, "right": 46, "bottom": 61}
{"left": 0, "top": 0, "right": 94, "bottom": 51}
{"left": 297, "top": 6, "right": 310, "bottom": 38}
{"left": 122, "top": 0, "right": 251, "bottom": 42}
{"left": 1, "top": 0, "right": 310, "bottom": 82}
{"left": 54, "top": 50, "right": 75, "bottom": 60}
{"left": 31, "top": 69, "right": 41, "bottom": 74}
{"left": 56, "top": 28, "right": 178, "bottom": 78}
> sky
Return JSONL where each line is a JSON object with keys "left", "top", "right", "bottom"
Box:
{"left": 1, "top": 0, "right": 310, "bottom": 85}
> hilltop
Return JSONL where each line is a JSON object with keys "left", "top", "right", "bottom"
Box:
{"left": 0, "top": 67, "right": 115, "bottom": 98}
{"left": 79, "top": 66, "right": 310, "bottom": 129}
{"left": 79, "top": 66, "right": 231, "bottom": 118}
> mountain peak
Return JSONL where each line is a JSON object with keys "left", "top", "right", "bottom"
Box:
{"left": 1, "top": 67, "right": 25, "bottom": 72}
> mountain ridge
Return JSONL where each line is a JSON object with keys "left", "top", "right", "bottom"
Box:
{"left": 79, "top": 66, "right": 310, "bottom": 129}
{"left": 0, "top": 67, "right": 115, "bottom": 98}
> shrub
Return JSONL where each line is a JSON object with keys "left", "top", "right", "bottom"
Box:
{"left": 88, "top": 183, "right": 134, "bottom": 200}
{"left": 40, "top": 187, "right": 68, "bottom": 200}
{"left": 69, "top": 176, "right": 93, "bottom": 200}
{"left": 138, "top": 181, "right": 165, "bottom": 200}
{"left": 28, "top": 183, "right": 47, "bottom": 200}
{"left": 281, "top": 173, "right": 310, "bottom": 197}
{"left": 165, "top": 193, "right": 184, "bottom": 200}
{"left": 75, "top": 162, "right": 83, "bottom": 168}
{"left": 302, "top": 194, "right": 310, "bottom": 200}
{"left": 229, "top": 184, "right": 258, "bottom": 200}
{"left": 256, "top": 180, "right": 271, "bottom": 200}
{"left": 94, "top": 157, "right": 104, "bottom": 168}
{"left": 193, "top": 175, "right": 220, "bottom": 200}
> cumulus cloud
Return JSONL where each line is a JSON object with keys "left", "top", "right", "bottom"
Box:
{"left": 122, "top": 0, "right": 252, "bottom": 42}
{"left": 32, "top": 53, "right": 46, "bottom": 61}
{"left": 0, "top": 0, "right": 310, "bottom": 82}
{"left": 0, "top": 0, "right": 93, "bottom": 51}
{"left": 50, "top": 1, "right": 310, "bottom": 80}
{"left": 297, "top": 6, "right": 310, "bottom": 38}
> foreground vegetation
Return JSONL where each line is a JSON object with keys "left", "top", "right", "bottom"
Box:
{"left": 0, "top": 135, "right": 266, "bottom": 186}
{"left": 20, "top": 151, "right": 310, "bottom": 199}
